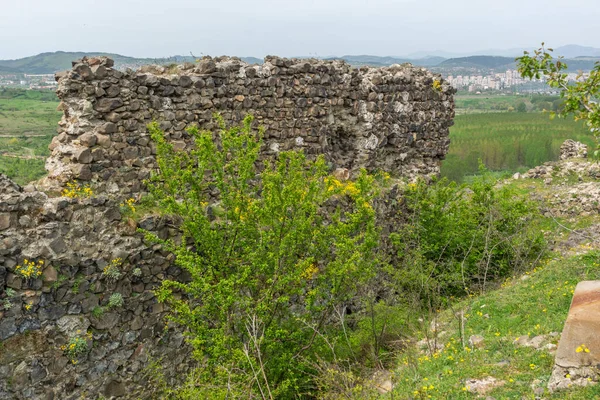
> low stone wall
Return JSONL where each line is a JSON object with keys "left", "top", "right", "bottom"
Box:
{"left": 44, "top": 56, "right": 454, "bottom": 195}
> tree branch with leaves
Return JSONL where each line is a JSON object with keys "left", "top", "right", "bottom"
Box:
{"left": 516, "top": 44, "right": 600, "bottom": 148}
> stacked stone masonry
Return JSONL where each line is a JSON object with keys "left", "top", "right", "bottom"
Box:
{"left": 45, "top": 55, "right": 454, "bottom": 194}
{"left": 1, "top": 56, "right": 454, "bottom": 399}
{"left": 0, "top": 173, "right": 194, "bottom": 399}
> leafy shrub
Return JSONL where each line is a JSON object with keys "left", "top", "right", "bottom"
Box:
{"left": 389, "top": 164, "right": 546, "bottom": 309}
{"left": 108, "top": 293, "right": 124, "bottom": 309}
{"left": 15, "top": 259, "right": 44, "bottom": 280}
{"left": 144, "top": 115, "right": 380, "bottom": 398}
{"left": 102, "top": 258, "right": 123, "bottom": 282}
{"left": 60, "top": 331, "right": 92, "bottom": 363}
{"left": 61, "top": 181, "right": 93, "bottom": 198}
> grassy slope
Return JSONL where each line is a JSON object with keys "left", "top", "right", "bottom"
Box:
{"left": 387, "top": 175, "right": 600, "bottom": 399}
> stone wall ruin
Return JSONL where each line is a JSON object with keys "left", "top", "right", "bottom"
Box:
{"left": 45, "top": 55, "right": 454, "bottom": 194}
{"left": 0, "top": 55, "right": 454, "bottom": 399}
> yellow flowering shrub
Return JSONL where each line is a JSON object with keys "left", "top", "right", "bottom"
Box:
{"left": 15, "top": 259, "right": 44, "bottom": 279}
{"left": 62, "top": 182, "right": 93, "bottom": 198}
{"left": 102, "top": 258, "right": 123, "bottom": 282}
{"left": 120, "top": 197, "right": 136, "bottom": 214}
{"left": 60, "top": 330, "right": 92, "bottom": 362}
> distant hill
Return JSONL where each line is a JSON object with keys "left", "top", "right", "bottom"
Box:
{"left": 328, "top": 55, "right": 446, "bottom": 67}
{"left": 554, "top": 45, "right": 600, "bottom": 58}
{"left": 0, "top": 52, "right": 263, "bottom": 74}
{"left": 1, "top": 50, "right": 597, "bottom": 75}
{"left": 438, "top": 56, "right": 516, "bottom": 70}
{"left": 0, "top": 65, "right": 21, "bottom": 74}
{"left": 436, "top": 55, "right": 598, "bottom": 72}
{"left": 0, "top": 52, "right": 154, "bottom": 74}
{"left": 405, "top": 45, "right": 600, "bottom": 59}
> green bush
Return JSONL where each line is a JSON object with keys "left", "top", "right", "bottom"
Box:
{"left": 389, "top": 165, "right": 546, "bottom": 308}
{"left": 144, "top": 115, "right": 381, "bottom": 398}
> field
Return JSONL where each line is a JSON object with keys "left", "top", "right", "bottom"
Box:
{"left": 455, "top": 94, "right": 564, "bottom": 114}
{"left": 441, "top": 113, "right": 595, "bottom": 182}
{"left": 0, "top": 89, "right": 60, "bottom": 184}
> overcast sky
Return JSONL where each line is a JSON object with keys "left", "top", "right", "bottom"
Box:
{"left": 1, "top": 0, "right": 599, "bottom": 60}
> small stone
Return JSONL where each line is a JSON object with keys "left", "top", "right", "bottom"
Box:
{"left": 42, "top": 265, "right": 58, "bottom": 282}
{"left": 0, "top": 317, "right": 17, "bottom": 340}
{"left": 94, "top": 98, "right": 123, "bottom": 113}
{"left": 333, "top": 168, "right": 350, "bottom": 181}
{"left": 469, "top": 334, "right": 485, "bottom": 349}
{"left": 71, "top": 164, "right": 92, "bottom": 180}
{"left": 465, "top": 377, "right": 505, "bottom": 394}
{"left": 103, "top": 380, "right": 126, "bottom": 397}
{"left": 73, "top": 64, "right": 93, "bottom": 80}
{"left": 96, "top": 134, "right": 111, "bottom": 148}
{"left": 79, "top": 132, "right": 97, "bottom": 147}
{"left": 12, "top": 360, "right": 29, "bottom": 388}
{"left": 0, "top": 213, "right": 10, "bottom": 230}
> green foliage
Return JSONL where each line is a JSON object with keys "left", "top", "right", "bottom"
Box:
{"left": 517, "top": 43, "right": 600, "bottom": 143}
{"left": 101, "top": 258, "right": 123, "bottom": 282}
{"left": 0, "top": 157, "right": 46, "bottom": 185}
{"left": 144, "top": 114, "right": 380, "bottom": 397}
{"left": 71, "top": 275, "right": 82, "bottom": 294}
{"left": 0, "top": 89, "right": 61, "bottom": 184}
{"left": 91, "top": 306, "right": 104, "bottom": 318}
{"left": 441, "top": 113, "right": 594, "bottom": 182}
{"left": 454, "top": 94, "right": 530, "bottom": 114}
{"left": 0, "top": 88, "right": 59, "bottom": 102}
{"left": 60, "top": 332, "right": 92, "bottom": 363}
{"left": 390, "top": 248, "right": 600, "bottom": 399}
{"left": 108, "top": 293, "right": 124, "bottom": 309}
{"left": 2, "top": 288, "right": 15, "bottom": 311}
{"left": 389, "top": 166, "right": 546, "bottom": 309}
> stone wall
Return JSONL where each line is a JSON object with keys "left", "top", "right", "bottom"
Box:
{"left": 0, "top": 174, "right": 193, "bottom": 399}
{"left": 44, "top": 56, "right": 454, "bottom": 195}
{"left": 0, "top": 56, "right": 454, "bottom": 399}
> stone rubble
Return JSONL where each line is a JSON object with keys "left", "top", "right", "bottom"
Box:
{"left": 559, "top": 139, "right": 588, "bottom": 160}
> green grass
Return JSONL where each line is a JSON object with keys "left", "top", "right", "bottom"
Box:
{"left": 455, "top": 95, "right": 528, "bottom": 113}
{"left": 0, "top": 89, "right": 60, "bottom": 184}
{"left": 0, "top": 99, "right": 60, "bottom": 136}
{"left": 441, "top": 113, "right": 595, "bottom": 182}
{"left": 455, "top": 94, "right": 564, "bottom": 114}
{"left": 389, "top": 246, "right": 600, "bottom": 399}
{"left": 384, "top": 172, "right": 600, "bottom": 398}
{"left": 0, "top": 157, "right": 46, "bottom": 184}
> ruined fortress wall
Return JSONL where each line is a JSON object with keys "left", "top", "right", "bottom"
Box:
{"left": 45, "top": 56, "right": 454, "bottom": 194}
{"left": 0, "top": 56, "right": 454, "bottom": 399}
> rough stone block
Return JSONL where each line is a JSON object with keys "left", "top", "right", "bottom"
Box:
{"left": 549, "top": 280, "right": 600, "bottom": 391}
{"left": 555, "top": 281, "right": 600, "bottom": 367}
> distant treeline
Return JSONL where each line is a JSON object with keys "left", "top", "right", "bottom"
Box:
{"left": 441, "top": 113, "right": 595, "bottom": 182}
